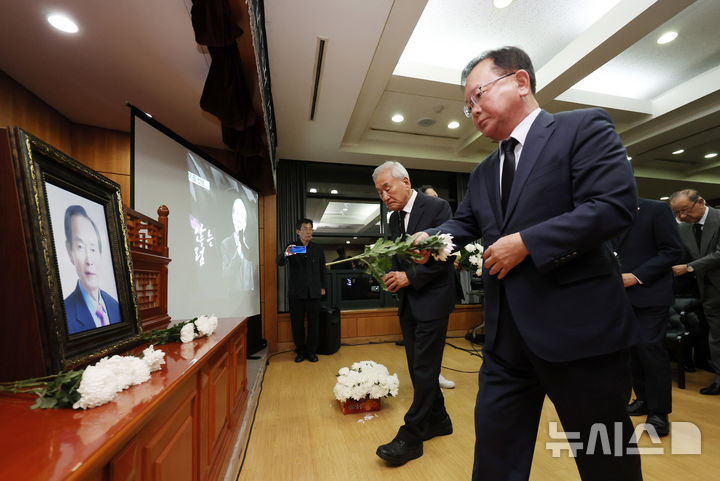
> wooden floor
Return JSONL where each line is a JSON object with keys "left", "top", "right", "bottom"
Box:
{"left": 235, "top": 338, "right": 720, "bottom": 480}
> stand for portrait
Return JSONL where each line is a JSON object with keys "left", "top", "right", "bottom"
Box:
{"left": 0, "top": 128, "right": 142, "bottom": 381}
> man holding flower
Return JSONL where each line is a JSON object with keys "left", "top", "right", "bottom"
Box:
{"left": 372, "top": 161, "right": 457, "bottom": 466}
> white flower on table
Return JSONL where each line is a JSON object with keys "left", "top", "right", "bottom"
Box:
{"left": 195, "top": 314, "right": 218, "bottom": 337}
{"left": 180, "top": 322, "right": 196, "bottom": 343}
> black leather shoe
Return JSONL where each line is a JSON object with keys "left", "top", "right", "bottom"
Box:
{"left": 645, "top": 414, "right": 669, "bottom": 437}
{"left": 294, "top": 353, "right": 305, "bottom": 363}
{"left": 422, "top": 414, "right": 453, "bottom": 441}
{"left": 626, "top": 399, "right": 648, "bottom": 416}
{"left": 376, "top": 438, "right": 422, "bottom": 466}
{"left": 700, "top": 382, "right": 720, "bottom": 395}
{"left": 395, "top": 339, "right": 405, "bottom": 346}
{"left": 308, "top": 354, "right": 319, "bottom": 362}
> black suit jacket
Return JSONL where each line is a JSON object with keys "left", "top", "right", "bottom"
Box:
{"left": 429, "top": 108, "right": 640, "bottom": 362}
{"left": 276, "top": 240, "right": 326, "bottom": 299}
{"left": 614, "top": 198, "right": 682, "bottom": 308}
{"left": 390, "top": 191, "right": 456, "bottom": 321}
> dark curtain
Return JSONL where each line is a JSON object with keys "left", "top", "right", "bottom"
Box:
{"left": 456, "top": 172, "right": 470, "bottom": 204}
{"left": 276, "top": 159, "right": 307, "bottom": 312}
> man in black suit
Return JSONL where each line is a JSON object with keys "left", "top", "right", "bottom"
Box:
{"left": 414, "top": 47, "right": 642, "bottom": 480}
{"left": 615, "top": 198, "right": 682, "bottom": 436}
{"left": 276, "top": 218, "right": 326, "bottom": 363}
{"left": 372, "top": 161, "right": 456, "bottom": 466}
{"left": 670, "top": 189, "right": 720, "bottom": 395}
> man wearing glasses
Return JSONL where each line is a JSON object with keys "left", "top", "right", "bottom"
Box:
{"left": 413, "top": 46, "right": 642, "bottom": 481}
{"left": 670, "top": 189, "right": 720, "bottom": 396}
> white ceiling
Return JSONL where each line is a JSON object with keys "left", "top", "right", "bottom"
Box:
{"left": 2, "top": 0, "right": 720, "bottom": 200}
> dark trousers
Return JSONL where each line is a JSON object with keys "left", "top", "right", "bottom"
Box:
{"left": 701, "top": 282, "right": 720, "bottom": 382}
{"left": 472, "top": 292, "right": 642, "bottom": 481}
{"left": 289, "top": 297, "right": 320, "bottom": 356}
{"left": 397, "top": 311, "right": 449, "bottom": 443}
{"left": 630, "top": 305, "right": 672, "bottom": 414}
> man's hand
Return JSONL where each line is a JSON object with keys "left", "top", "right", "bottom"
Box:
{"left": 382, "top": 271, "right": 410, "bottom": 293}
{"left": 411, "top": 232, "right": 431, "bottom": 264}
{"left": 621, "top": 273, "right": 639, "bottom": 288}
{"left": 482, "top": 233, "right": 528, "bottom": 279}
{"left": 672, "top": 264, "right": 689, "bottom": 276}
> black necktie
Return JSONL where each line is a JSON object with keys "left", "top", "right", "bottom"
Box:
{"left": 501, "top": 137, "right": 518, "bottom": 214}
{"left": 398, "top": 210, "right": 407, "bottom": 238}
{"left": 694, "top": 223, "right": 703, "bottom": 249}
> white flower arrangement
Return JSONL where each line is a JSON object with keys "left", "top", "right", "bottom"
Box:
{"left": 180, "top": 314, "right": 219, "bottom": 343}
{"left": 73, "top": 345, "right": 166, "bottom": 409}
{"left": 431, "top": 233, "right": 455, "bottom": 262}
{"left": 333, "top": 360, "right": 399, "bottom": 402}
{"left": 454, "top": 241, "right": 484, "bottom": 276}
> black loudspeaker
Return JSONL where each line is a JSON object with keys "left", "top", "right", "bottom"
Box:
{"left": 318, "top": 307, "right": 341, "bottom": 355}
{"left": 246, "top": 314, "right": 266, "bottom": 357}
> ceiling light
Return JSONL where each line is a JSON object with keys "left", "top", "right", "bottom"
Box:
{"left": 391, "top": 114, "right": 404, "bottom": 123}
{"left": 706, "top": 153, "right": 718, "bottom": 159}
{"left": 345, "top": 241, "right": 350, "bottom": 244}
{"left": 47, "top": 13, "right": 79, "bottom": 33}
{"left": 493, "top": 0, "right": 513, "bottom": 8}
{"left": 657, "top": 31, "right": 678, "bottom": 45}
{"left": 330, "top": 189, "right": 338, "bottom": 194}
{"left": 309, "top": 188, "right": 317, "bottom": 193}
{"left": 672, "top": 149, "right": 684, "bottom": 155}
{"left": 447, "top": 121, "right": 460, "bottom": 129}
{"left": 660, "top": 196, "right": 669, "bottom": 201}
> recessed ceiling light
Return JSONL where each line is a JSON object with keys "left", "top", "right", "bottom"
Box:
{"left": 493, "top": 0, "right": 513, "bottom": 8}
{"left": 309, "top": 188, "right": 317, "bottom": 193}
{"left": 447, "top": 121, "right": 460, "bottom": 129}
{"left": 705, "top": 153, "right": 718, "bottom": 159}
{"left": 660, "top": 196, "right": 669, "bottom": 201}
{"left": 345, "top": 240, "right": 350, "bottom": 244}
{"left": 672, "top": 149, "right": 684, "bottom": 155}
{"left": 391, "top": 114, "right": 404, "bottom": 123}
{"left": 657, "top": 31, "right": 678, "bottom": 45}
{"left": 330, "top": 189, "right": 338, "bottom": 194}
{"left": 47, "top": 13, "right": 79, "bottom": 33}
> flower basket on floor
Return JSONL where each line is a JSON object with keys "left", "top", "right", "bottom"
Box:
{"left": 339, "top": 396, "right": 382, "bottom": 414}
{"left": 333, "top": 360, "right": 399, "bottom": 415}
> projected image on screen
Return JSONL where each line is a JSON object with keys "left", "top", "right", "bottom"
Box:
{"left": 133, "top": 115, "right": 260, "bottom": 321}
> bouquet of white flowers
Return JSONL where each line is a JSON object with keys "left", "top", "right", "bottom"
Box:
{"left": 454, "top": 241, "right": 484, "bottom": 276}
{"left": 333, "top": 360, "right": 399, "bottom": 402}
{"left": 326, "top": 233, "right": 454, "bottom": 290}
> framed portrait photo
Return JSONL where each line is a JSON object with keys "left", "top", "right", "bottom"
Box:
{"left": 8, "top": 128, "right": 141, "bottom": 372}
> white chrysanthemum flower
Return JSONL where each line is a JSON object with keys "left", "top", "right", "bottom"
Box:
{"left": 195, "top": 314, "right": 218, "bottom": 337}
{"left": 468, "top": 254, "right": 481, "bottom": 266}
{"left": 97, "top": 355, "right": 150, "bottom": 390}
{"left": 333, "top": 360, "right": 400, "bottom": 402}
{"left": 73, "top": 365, "right": 120, "bottom": 409}
{"left": 474, "top": 243, "right": 484, "bottom": 253}
{"left": 476, "top": 268, "right": 482, "bottom": 276}
{"left": 465, "top": 243, "right": 476, "bottom": 252}
{"left": 180, "top": 322, "right": 196, "bottom": 343}
{"left": 142, "top": 345, "right": 166, "bottom": 372}
{"left": 431, "top": 233, "right": 454, "bottom": 261}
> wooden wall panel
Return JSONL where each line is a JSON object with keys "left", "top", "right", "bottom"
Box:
{"left": 0, "top": 70, "right": 72, "bottom": 153}
{"left": 261, "top": 194, "right": 278, "bottom": 352}
{"left": 70, "top": 123, "right": 131, "bottom": 174}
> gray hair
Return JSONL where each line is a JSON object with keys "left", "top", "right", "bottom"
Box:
{"left": 669, "top": 189, "right": 700, "bottom": 203}
{"left": 372, "top": 161, "right": 410, "bottom": 183}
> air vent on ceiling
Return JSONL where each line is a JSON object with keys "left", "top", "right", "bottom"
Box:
{"left": 417, "top": 117, "right": 436, "bottom": 127}
{"left": 310, "top": 37, "right": 327, "bottom": 121}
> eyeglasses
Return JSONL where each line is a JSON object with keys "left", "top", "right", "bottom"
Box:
{"left": 672, "top": 199, "right": 698, "bottom": 216}
{"left": 463, "top": 71, "right": 516, "bottom": 118}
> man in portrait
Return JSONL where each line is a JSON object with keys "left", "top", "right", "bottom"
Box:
{"left": 221, "top": 198, "right": 255, "bottom": 292}
{"left": 63, "top": 205, "right": 121, "bottom": 334}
